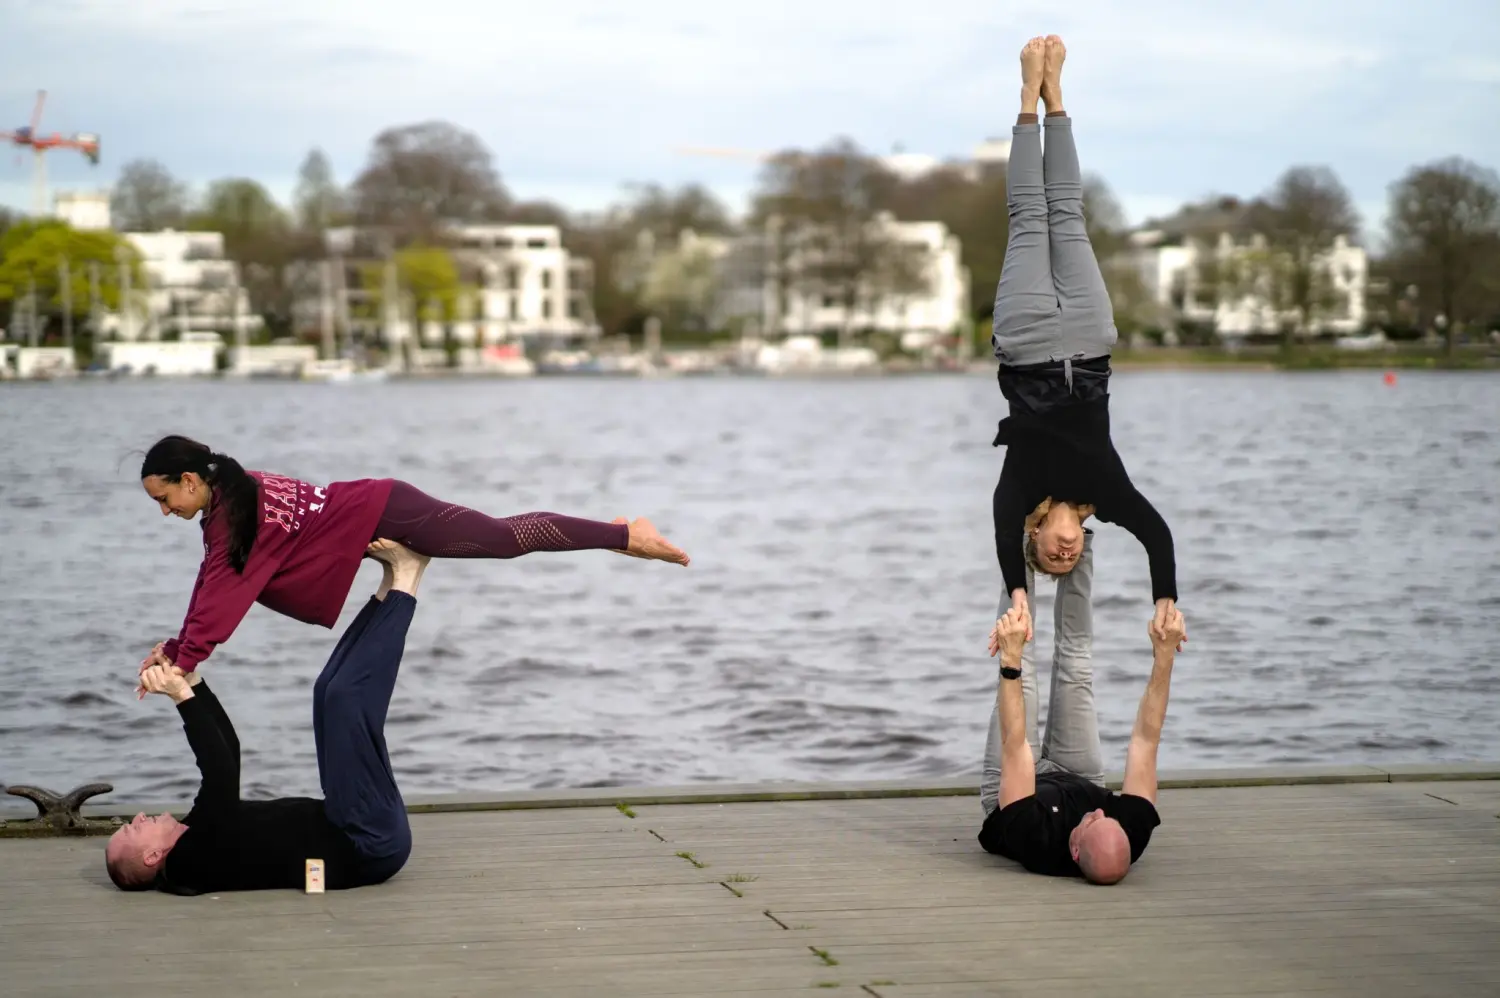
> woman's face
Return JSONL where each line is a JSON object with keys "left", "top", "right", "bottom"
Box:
{"left": 142, "top": 473, "right": 210, "bottom": 519}
{"left": 1033, "top": 509, "right": 1084, "bottom": 574}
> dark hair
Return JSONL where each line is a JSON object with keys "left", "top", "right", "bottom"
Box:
{"left": 140, "top": 435, "right": 258, "bottom": 573}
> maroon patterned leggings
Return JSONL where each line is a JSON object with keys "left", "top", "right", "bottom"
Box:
{"left": 372, "top": 481, "right": 629, "bottom": 559}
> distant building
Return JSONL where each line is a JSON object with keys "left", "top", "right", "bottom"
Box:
{"left": 446, "top": 224, "right": 600, "bottom": 341}
{"left": 1120, "top": 199, "right": 1368, "bottom": 336}
{"left": 53, "top": 190, "right": 112, "bottom": 231}
{"left": 876, "top": 137, "right": 1011, "bottom": 184}
{"left": 316, "top": 223, "right": 600, "bottom": 346}
{"left": 713, "top": 212, "right": 971, "bottom": 341}
{"left": 121, "top": 230, "right": 259, "bottom": 341}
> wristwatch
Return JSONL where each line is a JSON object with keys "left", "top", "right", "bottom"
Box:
{"left": 1000, "top": 665, "right": 1022, "bottom": 680}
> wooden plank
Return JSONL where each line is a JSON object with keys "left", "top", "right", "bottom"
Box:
{"left": 1, "top": 781, "right": 1496, "bottom": 997}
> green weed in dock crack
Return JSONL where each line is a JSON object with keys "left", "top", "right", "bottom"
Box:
{"left": 809, "top": 946, "right": 839, "bottom": 967}
{"left": 674, "top": 851, "right": 707, "bottom": 868}
{"left": 815, "top": 983, "right": 840, "bottom": 989}
{"left": 615, "top": 802, "right": 636, "bottom": 818}
{"left": 724, "top": 873, "right": 758, "bottom": 882}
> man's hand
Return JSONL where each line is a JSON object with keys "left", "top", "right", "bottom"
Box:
{"left": 137, "top": 642, "right": 176, "bottom": 699}
{"left": 139, "top": 664, "right": 194, "bottom": 704}
{"left": 1150, "top": 598, "right": 1186, "bottom": 652}
{"left": 988, "top": 588, "right": 1032, "bottom": 654}
{"left": 988, "top": 605, "right": 1030, "bottom": 662}
{"left": 1149, "top": 603, "right": 1187, "bottom": 654}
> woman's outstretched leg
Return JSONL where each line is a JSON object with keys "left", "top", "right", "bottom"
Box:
{"left": 374, "top": 481, "right": 690, "bottom": 565}
{"left": 990, "top": 36, "right": 1062, "bottom": 368}
{"left": 1040, "top": 35, "right": 1116, "bottom": 360}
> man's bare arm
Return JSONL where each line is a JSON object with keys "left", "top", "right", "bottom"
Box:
{"left": 994, "top": 608, "right": 1035, "bottom": 808}
{"left": 1121, "top": 607, "right": 1186, "bottom": 805}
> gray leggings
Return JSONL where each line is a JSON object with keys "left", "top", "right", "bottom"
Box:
{"left": 980, "top": 533, "right": 1104, "bottom": 815}
{"left": 990, "top": 117, "right": 1117, "bottom": 367}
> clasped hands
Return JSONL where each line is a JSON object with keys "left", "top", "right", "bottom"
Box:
{"left": 988, "top": 592, "right": 1187, "bottom": 657}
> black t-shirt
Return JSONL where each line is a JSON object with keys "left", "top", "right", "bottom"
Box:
{"left": 153, "top": 683, "right": 365, "bottom": 895}
{"left": 978, "top": 771, "right": 1160, "bottom": 878}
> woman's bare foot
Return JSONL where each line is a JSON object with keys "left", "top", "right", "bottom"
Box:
{"left": 1019, "top": 36, "right": 1046, "bottom": 115}
{"left": 366, "top": 538, "right": 430, "bottom": 597}
{"left": 610, "top": 516, "right": 691, "bottom": 567}
{"left": 1041, "top": 34, "right": 1066, "bottom": 113}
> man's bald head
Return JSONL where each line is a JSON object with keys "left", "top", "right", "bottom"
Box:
{"left": 1069, "top": 810, "right": 1133, "bottom": 885}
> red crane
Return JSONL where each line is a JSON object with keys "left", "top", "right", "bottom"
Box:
{"left": 2, "top": 90, "right": 101, "bottom": 216}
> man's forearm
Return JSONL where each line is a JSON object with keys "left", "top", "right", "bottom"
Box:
{"left": 997, "top": 654, "right": 1027, "bottom": 750}
{"left": 1130, "top": 648, "right": 1176, "bottom": 745}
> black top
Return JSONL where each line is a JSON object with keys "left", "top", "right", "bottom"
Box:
{"left": 993, "top": 357, "right": 1177, "bottom": 602}
{"left": 154, "top": 681, "right": 364, "bottom": 895}
{"left": 978, "top": 771, "right": 1161, "bottom": 878}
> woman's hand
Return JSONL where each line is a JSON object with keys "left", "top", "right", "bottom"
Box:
{"left": 139, "top": 664, "right": 194, "bottom": 704}
{"left": 1150, "top": 598, "right": 1187, "bottom": 652}
{"left": 990, "top": 589, "right": 1033, "bottom": 655}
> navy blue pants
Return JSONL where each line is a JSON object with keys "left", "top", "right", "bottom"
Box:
{"left": 313, "top": 591, "right": 415, "bottom": 885}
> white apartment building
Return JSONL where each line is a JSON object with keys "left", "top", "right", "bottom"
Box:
{"left": 318, "top": 223, "right": 600, "bottom": 346}
{"left": 53, "top": 190, "right": 112, "bottom": 231}
{"left": 121, "top": 230, "right": 259, "bottom": 340}
{"left": 715, "top": 213, "right": 971, "bottom": 340}
{"left": 1126, "top": 229, "right": 1367, "bottom": 337}
{"left": 446, "top": 224, "right": 600, "bottom": 341}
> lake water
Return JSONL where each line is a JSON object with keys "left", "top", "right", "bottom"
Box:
{"left": 1, "top": 370, "right": 1497, "bottom": 808}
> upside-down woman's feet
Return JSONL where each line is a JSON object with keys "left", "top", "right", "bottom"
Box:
{"left": 1041, "top": 34, "right": 1066, "bottom": 116}
{"left": 1018, "top": 36, "right": 1046, "bottom": 118}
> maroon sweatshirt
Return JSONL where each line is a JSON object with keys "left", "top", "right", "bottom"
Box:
{"left": 162, "top": 471, "right": 394, "bottom": 673}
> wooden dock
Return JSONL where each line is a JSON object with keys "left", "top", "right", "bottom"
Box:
{"left": 2, "top": 766, "right": 1497, "bottom": 997}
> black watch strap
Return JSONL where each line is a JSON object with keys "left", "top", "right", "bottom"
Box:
{"left": 1000, "top": 665, "right": 1022, "bottom": 680}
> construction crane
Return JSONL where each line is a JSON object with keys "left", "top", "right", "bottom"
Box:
{"left": 3, "top": 90, "right": 101, "bottom": 216}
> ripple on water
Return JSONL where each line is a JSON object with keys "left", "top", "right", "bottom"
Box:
{"left": 3, "top": 373, "right": 1497, "bottom": 800}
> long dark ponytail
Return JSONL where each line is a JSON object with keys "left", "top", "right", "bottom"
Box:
{"left": 140, "top": 435, "right": 259, "bottom": 574}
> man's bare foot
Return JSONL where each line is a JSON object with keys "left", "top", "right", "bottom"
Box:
{"left": 367, "top": 538, "right": 430, "bottom": 597}
{"left": 1019, "top": 36, "right": 1046, "bottom": 115}
{"left": 1041, "top": 35, "right": 1066, "bottom": 113}
{"left": 610, "top": 516, "right": 690, "bottom": 567}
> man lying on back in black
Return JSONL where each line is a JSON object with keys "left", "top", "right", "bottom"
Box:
{"left": 104, "top": 539, "right": 428, "bottom": 894}
{"left": 979, "top": 603, "right": 1185, "bottom": 884}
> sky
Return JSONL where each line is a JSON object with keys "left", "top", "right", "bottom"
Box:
{"left": 2, "top": 0, "right": 1498, "bottom": 244}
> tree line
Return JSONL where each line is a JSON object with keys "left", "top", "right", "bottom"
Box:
{"left": 1, "top": 118, "right": 1497, "bottom": 355}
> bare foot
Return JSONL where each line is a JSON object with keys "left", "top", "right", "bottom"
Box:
{"left": 367, "top": 538, "right": 430, "bottom": 596}
{"left": 1041, "top": 35, "right": 1066, "bottom": 113}
{"left": 610, "top": 516, "right": 691, "bottom": 567}
{"left": 1019, "top": 36, "right": 1046, "bottom": 114}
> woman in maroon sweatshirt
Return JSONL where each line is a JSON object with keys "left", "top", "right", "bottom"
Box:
{"left": 139, "top": 435, "right": 690, "bottom": 675}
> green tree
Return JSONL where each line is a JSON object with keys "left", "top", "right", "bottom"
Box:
{"left": 1243, "top": 166, "right": 1362, "bottom": 349}
{"left": 620, "top": 183, "right": 734, "bottom": 240}
{"left": 358, "top": 244, "right": 467, "bottom": 321}
{"left": 351, "top": 121, "right": 509, "bottom": 239}
{"left": 0, "top": 220, "right": 145, "bottom": 338}
{"left": 638, "top": 235, "right": 724, "bottom": 332}
{"left": 879, "top": 165, "right": 1006, "bottom": 321}
{"left": 188, "top": 178, "right": 302, "bottom": 334}
{"left": 110, "top": 159, "right": 192, "bottom": 231}
{"left": 752, "top": 138, "right": 929, "bottom": 343}
{"left": 1384, "top": 157, "right": 1500, "bottom": 354}
{"left": 293, "top": 148, "right": 348, "bottom": 232}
